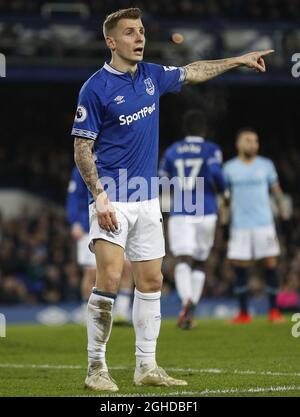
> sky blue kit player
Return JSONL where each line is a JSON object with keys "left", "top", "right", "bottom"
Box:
{"left": 66, "top": 165, "right": 96, "bottom": 269}
{"left": 223, "top": 128, "right": 287, "bottom": 324}
{"left": 72, "top": 62, "right": 185, "bottom": 203}
{"left": 223, "top": 156, "right": 278, "bottom": 229}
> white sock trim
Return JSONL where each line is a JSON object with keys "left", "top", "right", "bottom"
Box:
{"left": 134, "top": 288, "right": 161, "bottom": 300}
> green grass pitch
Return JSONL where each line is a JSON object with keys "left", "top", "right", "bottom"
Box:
{"left": 0, "top": 317, "right": 299, "bottom": 397}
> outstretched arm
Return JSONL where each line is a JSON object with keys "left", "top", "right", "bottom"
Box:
{"left": 74, "top": 137, "right": 117, "bottom": 232}
{"left": 183, "top": 50, "right": 274, "bottom": 84}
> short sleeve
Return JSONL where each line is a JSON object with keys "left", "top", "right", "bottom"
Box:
{"left": 207, "top": 145, "right": 226, "bottom": 193}
{"left": 71, "top": 82, "right": 103, "bottom": 140}
{"left": 149, "top": 63, "right": 185, "bottom": 96}
{"left": 159, "top": 149, "right": 173, "bottom": 177}
{"left": 266, "top": 160, "right": 278, "bottom": 186}
{"left": 207, "top": 145, "right": 223, "bottom": 166}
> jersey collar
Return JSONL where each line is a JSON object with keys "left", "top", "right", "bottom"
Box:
{"left": 103, "top": 62, "right": 125, "bottom": 75}
{"left": 103, "top": 62, "right": 140, "bottom": 81}
{"left": 185, "top": 136, "right": 204, "bottom": 143}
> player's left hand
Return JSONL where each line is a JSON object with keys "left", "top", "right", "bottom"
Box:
{"left": 239, "top": 50, "right": 274, "bottom": 72}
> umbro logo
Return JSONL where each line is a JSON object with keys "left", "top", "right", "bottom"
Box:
{"left": 114, "top": 95, "right": 125, "bottom": 104}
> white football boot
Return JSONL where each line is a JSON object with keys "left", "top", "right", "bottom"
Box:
{"left": 85, "top": 362, "right": 119, "bottom": 392}
{"left": 134, "top": 362, "right": 187, "bottom": 387}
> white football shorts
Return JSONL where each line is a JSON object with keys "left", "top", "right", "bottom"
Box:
{"left": 168, "top": 214, "right": 217, "bottom": 261}
{"left": 77, "top": 233, "right": 96, "bottom": 268}
{"left": 89, "top": 198, "right": 165, "bottom": 262}
{"left": 227, "top": 224, "right": 280, "bottom": 260}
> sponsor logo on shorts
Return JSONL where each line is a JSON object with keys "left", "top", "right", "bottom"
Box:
{"left": 112, "top": 222, "right": 122, "bottom": 236}
{"left": 105, "top": 222, "right": 122, "bottom": 237}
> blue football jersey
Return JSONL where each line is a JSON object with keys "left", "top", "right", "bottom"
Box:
{"left": 159, "top": 136, "right": 226, "bottom": 216}
{"left": 71, "top": 62, "right": 185, "bottom": 203}
{"left": 66, "top": 165, "right": 89, "bottom": 233}
{"left": 224, "top": 156, "right": 278, "bottom": 228}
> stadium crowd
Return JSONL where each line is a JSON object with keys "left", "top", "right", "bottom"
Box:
{"left": 0, "top": 0, "right": 300, "bottom": 21}
{"left": 0, "top": 208, "right": 82, "bottom": 304}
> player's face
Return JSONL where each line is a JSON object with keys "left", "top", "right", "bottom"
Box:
{"left": 108, "top": 19, "right": 145, "bottom": 64}
{"left": 237, "top": 132, "right": 259, "bottom": 158}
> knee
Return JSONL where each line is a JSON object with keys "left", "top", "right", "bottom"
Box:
{"left": 137, "top": 272, "right": 163, "bottom": 293}
{"left": 96, "top": 265, "right": 122, "bottom": 293}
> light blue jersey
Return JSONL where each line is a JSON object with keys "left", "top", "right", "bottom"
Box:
{"left": 224, "top": 156, "right": 278, "bottom": 229}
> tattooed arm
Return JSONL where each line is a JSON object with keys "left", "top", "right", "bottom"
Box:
{"left": 74, "top": 138, "right": 102, "bottom": 199}
{"left": 74, "top": 137, "right": 117, "bottom": 232}
{"left": 183, "top": 49, "right": 274, "bottom": 84}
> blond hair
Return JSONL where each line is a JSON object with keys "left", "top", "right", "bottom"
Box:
{"left": 103, "top": 8, "right": 142, "bottom": 37}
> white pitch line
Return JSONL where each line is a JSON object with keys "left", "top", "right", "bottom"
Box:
{"left": 74, "top": 386, "right": 300, "bottom": 397}
{"left": 1, "top": 364, "right": 300, "bottom": 378}
{"left": 199, "top": 385, "right": 300, "bottom": 396}
{"left": 167, "top": 367, "right": 300, "bottom": 378}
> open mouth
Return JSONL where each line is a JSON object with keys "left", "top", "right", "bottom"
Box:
{"left": 133, "top": 47, "right": 144, "bottom": 54}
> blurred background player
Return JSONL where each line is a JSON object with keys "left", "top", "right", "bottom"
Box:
{"left": 222, "top": 127, "right": 289, "bottom": 323}
{"left": 66, "top": 165, "right": 96, "bottom": 303}
{"left": 66, "top": 165, "right": 133, "bottom": 323}
{"left": 159, "top": 110, "right": 227, "bottom": 329}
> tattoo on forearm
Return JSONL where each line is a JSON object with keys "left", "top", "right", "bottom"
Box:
{"left": 74, "top": 138, "right": 103, "bottom": 197}
{"left": 184, "top": 58, "right": 239, "bottom": 84}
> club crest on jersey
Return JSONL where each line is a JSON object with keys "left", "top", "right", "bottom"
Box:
{"left": 75, "top": 105, "right": 87, "bottom": 122}
{"left": 144, "top": 77, "right": 155, "bottom": 95}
